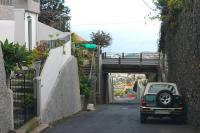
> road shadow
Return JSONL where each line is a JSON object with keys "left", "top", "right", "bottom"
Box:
{"left": 144, "top": 117, "right": 186, "bottom": 125}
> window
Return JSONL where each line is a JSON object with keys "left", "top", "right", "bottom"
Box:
{"left": 148, "top": 84, "right": 176, "bottom": 94}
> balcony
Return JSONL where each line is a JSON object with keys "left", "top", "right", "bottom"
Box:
{"left": 13, "top": 0, "right": 40, "bottom": 13}
{"left": 0, "top": 0, "right": 13, "bottom": 6}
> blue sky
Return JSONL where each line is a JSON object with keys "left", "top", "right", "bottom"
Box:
{"left": 67, "top": 0, "right": 161, "bottom": 53}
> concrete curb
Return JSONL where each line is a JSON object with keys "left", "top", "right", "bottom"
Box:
{"left": 15, "top": 117, "right": 49, "bottom": 133}
{"left": 30, "top": 124, "right": 49, "bottom": 133}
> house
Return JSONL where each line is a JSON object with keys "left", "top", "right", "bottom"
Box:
{"left": 0, "top": 0, "right": 15, "bottom": 43}
{"left": 0, "top": 0, "right": 81, "bottom": 131}
{"left": 0, "top": 0, "right": 39, "bottom": 50}
{"left": 0, "top": 0, "right": 69, "bottom": 50}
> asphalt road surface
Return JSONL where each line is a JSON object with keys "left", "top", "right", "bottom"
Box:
{"left": 43, "top": 104, "right": 197, "bottom": 133}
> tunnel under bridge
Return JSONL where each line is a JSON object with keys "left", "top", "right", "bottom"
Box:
{"left": 97, "top": 52, "right": 161, "bottom": 104}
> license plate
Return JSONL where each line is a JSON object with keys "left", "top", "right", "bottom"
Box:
{"left": 155, "top": 110, "right": 170, "bottom": 114}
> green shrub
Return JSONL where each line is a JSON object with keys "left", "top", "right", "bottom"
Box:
{"left": 31, "top": 43, "right": 49, "bottom": 62}
{"left": 114, "top": 90, "right": 125, "bottom": 96}
{"left": 0, "top": 39, "right": 32, "bottom": 76}
{"left": 24, "top": 94, "right": 34, "bottom": 107}
{"left": 80, "top": 76, "right": 91, "bottom": 100}
{"left": 153, "top": 0, "right": 183, "bottom": 29}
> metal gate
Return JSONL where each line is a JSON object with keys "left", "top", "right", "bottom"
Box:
{"left": 10, "top": 70, "right": 37, "bottom": 129}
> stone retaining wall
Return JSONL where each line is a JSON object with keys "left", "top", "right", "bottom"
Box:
{"left": 0, "top": 44, "right": 13, "bottom": 133}
{"left": 160, "top": 0, "right": 200, "bottom": 128}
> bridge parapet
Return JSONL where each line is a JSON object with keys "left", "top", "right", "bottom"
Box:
{"left": 102, "top": 52, "right": 160, "bottom": 66}
{"left": 102, "top": 52, "right": 160, "bottom": 59}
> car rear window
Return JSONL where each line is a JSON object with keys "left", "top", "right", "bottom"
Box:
{"left": 148, "top": 84, "right": 176, "bottom": 94}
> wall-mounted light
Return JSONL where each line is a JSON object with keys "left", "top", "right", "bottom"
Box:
{"left": 27, "top": 16, "right": 32, "bottom": 21}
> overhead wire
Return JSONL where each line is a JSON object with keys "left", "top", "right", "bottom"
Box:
{"left": 70, "top": 0, "right": 157, "bottom": 27}
{"left": 142, "top": 0, "right": 157, "bottom": 11}
{"left": 71, "top": 21, "right": 146, "bottom": 26}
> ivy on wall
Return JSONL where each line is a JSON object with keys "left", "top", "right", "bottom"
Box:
{"left": 153, "top": 0, "right": 183, "bottom": 52}
{"left": 153, "top": 0, "right": 183, "bottom": 29}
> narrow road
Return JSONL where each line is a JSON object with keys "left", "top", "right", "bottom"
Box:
{"left": 43, "top": 104, "right": 196, "bottom": 133}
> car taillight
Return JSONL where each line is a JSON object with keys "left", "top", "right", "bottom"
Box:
{"left": 141, "top": 98, "right": 146, "bottom": 106}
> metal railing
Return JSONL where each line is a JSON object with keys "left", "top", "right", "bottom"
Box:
{"left": 10, "top": 70, "right": 37, "bottom": 129}
{"left": 0, "top": 0, "right": 13, "bottom": 5}
{"left": 102, "top": 52, "right": 160, "bottom": 59}
{"left": 40, "top": 34, "right": 70, "bottom": 49}
{"left": 102, "top": 52, "right": 160, "bottom": 65}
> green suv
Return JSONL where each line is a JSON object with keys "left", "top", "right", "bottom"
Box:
{"left": 140, "top": 82, "right": 185, "bottom": 123}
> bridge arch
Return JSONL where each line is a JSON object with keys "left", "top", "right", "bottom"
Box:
{"left": 97, "top": 52, "right": 161, "bottom": 104}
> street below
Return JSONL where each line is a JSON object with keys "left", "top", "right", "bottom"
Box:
{"left": 42, "top": 104, "right": 197, "bottom": 133}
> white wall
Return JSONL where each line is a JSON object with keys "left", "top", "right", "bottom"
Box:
{"left": 39, "top": 41, "right": 81, "bottom": 123}
{"left": 14, "top": 9, "right": 25, "bottom": 44}
{"left": 0, "top": 5, "right": 14, "bottom": 20}
{"left": 37, "top": 22, "right": 69, "bottom": 41}
{"left": 40, "top": 56, "right": 81, "bottom": 123}
{"left": 14, "top": 9, "right": 38, "bottom": 49}
{"left": 0, "top": 20, "right": 15, "bottom": 42}
{"left": 40, "top": 41, "right": 71, "bottom": 116}
{"left": 1, "top": 7, "right": 38, "bottom": 49}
